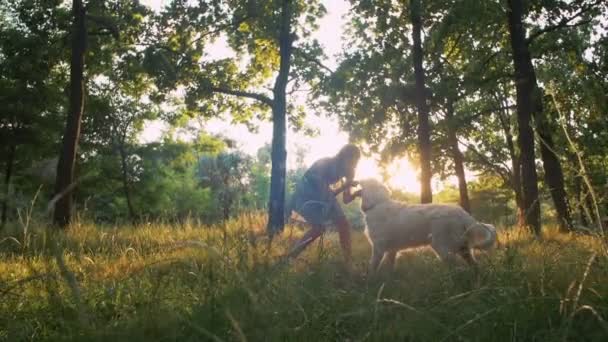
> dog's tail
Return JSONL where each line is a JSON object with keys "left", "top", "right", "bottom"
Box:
{"left": 465, "top": 223, "right": 497, "bottom": 250}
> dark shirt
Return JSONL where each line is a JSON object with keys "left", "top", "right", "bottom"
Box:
{"left": 303, "top": 157, "right": 353, "bottom": 194}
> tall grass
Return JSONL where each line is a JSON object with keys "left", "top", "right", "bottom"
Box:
{"left": 1, "top": 214, "right": 608, "bottom": 341}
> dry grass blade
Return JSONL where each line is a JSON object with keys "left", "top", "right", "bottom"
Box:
{"left": 293, "top": 301, "right": 309, "bottom": 331}
{"left": 1, "top": 273, "right": 55, "bottom": 297}
{"left": 562, "top": 252, "right": 597, "bottom": 341}
{"left": 183, "top": 317, "right": 225, "bottom": 342}
{"left": 0, "top": 236, "right": 21, "bottom": 247}
{"left": 439, "top": 306, "right": 498, "bottom": 342}
{"left": 378, "top": 298, "right": 455, "bottom": 339}
{"left": 372, "top": 283, "right": 385, "bottom": 331}
{"left": 170, "top": 240, "right": 258, "bottom": 304}
{"left": 574, "top": 305, "right": 608, "bottom": 334}
{"left": 54, "top": 249, "right": 89, "bottom": 326}
{"left": 225, "top": 309, "right": 247, "bottom": 342}
{"left": 549, "top": 89, "right": 605, "bottom": 236}
{"left": 431, "top": 286, "right": 514, "bottom": 309}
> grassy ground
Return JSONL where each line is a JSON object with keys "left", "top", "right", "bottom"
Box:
{"left": 1, "top": 214, "right": 608, "bottom": 341}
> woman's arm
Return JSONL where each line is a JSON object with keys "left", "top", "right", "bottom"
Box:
{"left": 332, "top": 179, "right": 357, "bottom": 196}
{"left": 343, "top": 186, "right": 361, "bottom": 204}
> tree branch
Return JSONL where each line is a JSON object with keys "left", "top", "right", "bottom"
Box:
{"left": 457, "top": 136, "right": 511, "bottom": 181}
{"left": 210, "top": 87, "right": 274, "bottom": 107}
{"left": 527, "top": 18, "right": 592, "bottom": 44}
{"left": 86, "top": 14, "right": 119, "bottom": 39}
{"left": 293, "top": 48, "right": 334, "bottom": 74}
{"left": 464, "top": 104, "right": 516, "bottom": 122}
{"left": 526, "top": 1, "right": 601, "bottom": 44}
{"left": 190, "top": 15, "right": 252, "bottom": 46}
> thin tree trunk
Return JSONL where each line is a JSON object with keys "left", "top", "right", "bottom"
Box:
{"left": 1, "top": 145, "right": 16, "bottom": 229}
{"left": 267, "top": 0, "right": 293, "bottom": 235}
{"left": 221, "top": 176, "right": 231, "bottom": 221}
{"left": 496, "top": 97, "right": 526, "bottom": 228}
{"left": 506, "top": 0, "right": 541, "bottom": 235}
{"left": 445, "top": 99, "right": 470, "bottom": 212}
{"left": 535, "top": 107, "right": 573, "bottom": 232}
{"left": 53, "top": 0, "right": 86, "bottom": 227}
{"left": 223, "top": 196, "right": 232, "bottom": 221}
{"left": 118, "top": 141, "right": 137, "bottom": 225}
{"left": 510, "top": 147, "right": 526, "bottom": 227}
{"left": 584, "top": 191, "right": 596, "bottom": 229}
{"left": 410, "top": 0, "right": 433, "bottom": 204}
{"left": 573, "top": 175, "right": 588, "bottom": 226}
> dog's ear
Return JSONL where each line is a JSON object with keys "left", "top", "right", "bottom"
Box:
{"left": 484, "top": 223, "right": 496, "bottom": 232}
{"left": 373, "top": 179, "right": 392, "bottom": 197}
{"left": 358, "top": 180, "right": 374, "bottom": 210}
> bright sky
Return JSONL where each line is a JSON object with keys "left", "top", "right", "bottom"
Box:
{"left": 139, "top": 0, "right": 458, "bottom": 194}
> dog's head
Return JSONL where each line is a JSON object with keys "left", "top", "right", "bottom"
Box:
{"left": 358, "top": 178, "right": 392, "bottom": 212}
{"left": 467, "top": 223, "right": 497, "bottom": 250}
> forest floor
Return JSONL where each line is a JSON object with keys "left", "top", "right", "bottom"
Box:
{"left": 1, "top": 213, "right": 608, "bottom": 341}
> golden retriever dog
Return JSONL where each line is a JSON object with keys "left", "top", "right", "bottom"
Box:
{"left": 356, "top": 179, "right": 496, "bottom": 272}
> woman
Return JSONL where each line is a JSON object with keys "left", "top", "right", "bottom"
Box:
{"left": 285, "top": 144, "right": 361, "bottom": 267}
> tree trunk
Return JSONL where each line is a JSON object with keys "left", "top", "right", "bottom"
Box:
{"left": 584, "top": 191, "right": 596, "bottom": 229}
{"left": 445, "top": 99, "right": 470, "bottom": 212}
{"left": 510, "top": 145, "right": 526, "bottom": 228}
{"left": 410, "top": 0, "right": 433, "bottom": 204}
{"left": 223, "top": 196, "right": 232, "bottom": 221}
{"left": 1, "top": 145, "right": 16, "bottom": 229}
{"left": 267, "top": 0, "right": 293, "bottom": 235}
{"left": 53, "top": 0, "right": 86, "bottom": 227}
{"left": 496, "top": 98, "right": 526, "bottom": 228}
{"left": 573, "top": 175, "right": 588, "bottom": 226}
{"left": 118, "top": 141, "right": 137, "bottom": 225}
{"left": 506, "top": 0, "right": 541, "bottom": 235}
{"left": 536, "top": 108, "right": 573, "bottom": 232}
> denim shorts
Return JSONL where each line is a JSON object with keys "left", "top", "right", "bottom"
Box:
{"left": 290, "top": 175, "right": 345, "bottom": 226}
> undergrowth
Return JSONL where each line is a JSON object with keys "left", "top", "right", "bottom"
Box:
{"left": 1, "top": 214, "right": 607, "bottom": 341}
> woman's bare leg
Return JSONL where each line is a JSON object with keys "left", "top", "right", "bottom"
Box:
{"left": 286, "top": 224, "right": 324, "bottom": 259}
{"left": 334, "top": 216, "right": 352, "bottom": 267}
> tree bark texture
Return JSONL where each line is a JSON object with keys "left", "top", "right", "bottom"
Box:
{"left": 535, "top": 108, "right": 573, "bottom": 232}
{"left": 267, "top": 0, "right": 293, "bottom": 235}
{"left": 496, "top": 101, "right": 526, "bottom": 228}
{"left": 118, "top": 141, "right": 137, "bottom": 225}
{"left": 506, "top": 0, "right": 541, "bottom": 235}
{"left": 445, "top": 99, "right": 470, "bottom": 213}
{"left": 1, "top": 145, "right": 16, "bottom": 229}
{"left": 410, "top": 0, "right": 433, "bottom": 204}
{"left": 53, "top": 0, "right": 86, "bottom": 227}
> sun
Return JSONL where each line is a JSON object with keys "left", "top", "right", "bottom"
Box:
{"left": 356, "top": 156, "right": 420, "bottom": 194}
{"left": 385, "top": 157, "right": 421, "bottom": 193}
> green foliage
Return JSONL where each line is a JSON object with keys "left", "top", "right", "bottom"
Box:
{"left": 142, "top": 0, "right": 327, "bottom": 129}
{"left": 79, "top": 139, "right": 216, "bottom": 222}
{"left": 198, "top": 150, "right": 254, "bottom": 219}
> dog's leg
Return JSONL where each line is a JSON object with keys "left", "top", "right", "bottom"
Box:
{"left": 431, "top": 223, "right": 467, "bottom": 267}
{"left": 431, "top": 241, "right": 462, "bottom": 267}
{"left": 459, "top": 247, "right": 477, "bottom": 266}
{"left": 433, "top": 247, "right": 457, "bottom": 265}
{"left": 368, "top": 245, "right": 384, "bottom": 274}
{"left": 381, "top": 250, "right": 397, "bottom": 271}
{"left": 459, "top": 247, "right": 481, "bottom": 287}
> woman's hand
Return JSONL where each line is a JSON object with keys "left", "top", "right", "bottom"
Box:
{"left": 343, "top": 187, "right": 362, "bottom": 204}
{"left": 343, "top": 190, "right": 353, "bottom": 204}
